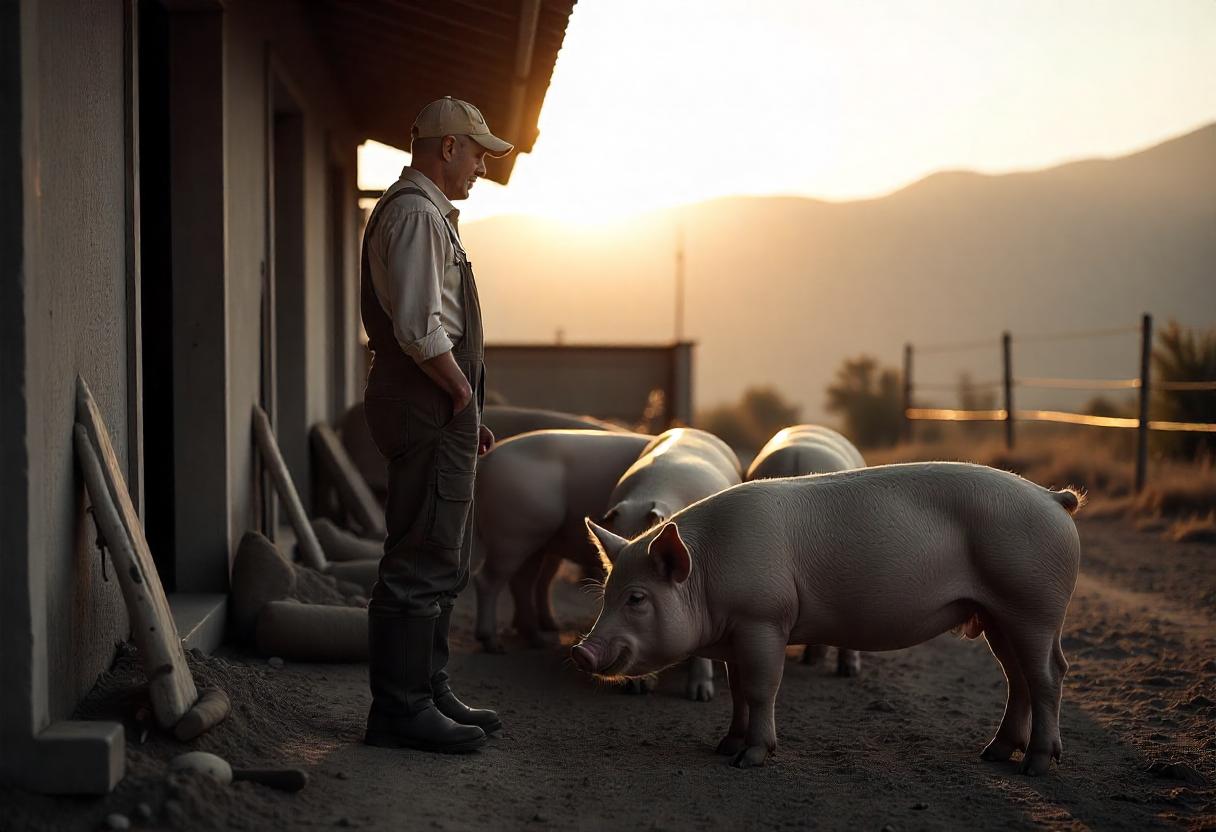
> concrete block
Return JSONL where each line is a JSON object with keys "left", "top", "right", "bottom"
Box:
{"left": 170, "top": 593, "right": 227, "bottom": 653}
{"left": 25, "top": 720, "right": 125, "bottom": 794}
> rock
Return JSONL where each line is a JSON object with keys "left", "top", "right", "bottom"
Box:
{"left": 1179, "top": 694, "right": 1214, "bottom": 710}
{"left": 1145, "top": 762, "right": 1207, "bottom": 787}
{"left": 335, "top": 771, "right": 349, "bottom": 780}
{"left": 134, "top": 803, "right": 154, "bottom": 822}
{"left": 866, "top": 699, "right": 896, "bottom": 713}
{"left": 105, "top": 814, "right": 130, "bottom": 830}
{"left": 268, "top": 656, "right": 285, "bottom": 669}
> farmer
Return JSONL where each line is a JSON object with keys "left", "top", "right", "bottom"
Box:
{"left": 359, "top": 97, "right": 510, "bottom": 753}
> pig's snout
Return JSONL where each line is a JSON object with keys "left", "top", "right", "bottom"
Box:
{"left": 571, "top": 641, "right": 600, "bottom": 673}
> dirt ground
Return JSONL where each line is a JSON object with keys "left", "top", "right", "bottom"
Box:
{"left": 4, "top": 517, "right": 1214, "bottom": 831}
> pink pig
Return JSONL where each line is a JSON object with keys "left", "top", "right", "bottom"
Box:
{"left": 572, "top": 462, "right": 1082, "bottom": 774}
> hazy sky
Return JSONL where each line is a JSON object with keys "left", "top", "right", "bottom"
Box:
{"left": 360, "top": 0, "right": 1216, "bottom": 224}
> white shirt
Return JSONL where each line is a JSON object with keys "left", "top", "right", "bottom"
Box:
{"left": 366, "top": 167, "right": 466, "bottom": 363}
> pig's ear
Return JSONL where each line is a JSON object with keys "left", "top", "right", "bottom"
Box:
{"left": 585, "top": 517, "right": 628, "bottom": 572}
{"left": 644, "top": 501, "right": 669, "bottom": 529}
{"left": 647, "top": 522, "right": 691, "bottom": 584}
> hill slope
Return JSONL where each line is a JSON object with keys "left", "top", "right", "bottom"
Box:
{"left": 463, "top": 124, "right": 1216, "bottom": 420}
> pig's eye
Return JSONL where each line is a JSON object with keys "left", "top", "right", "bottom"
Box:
{"left": 627, "top": 591, "right": 646, "bottom": 606}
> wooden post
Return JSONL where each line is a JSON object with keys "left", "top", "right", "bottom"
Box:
{"left": 902, "top": 343, "right": 913, "bottom": 443}
{"left": 1136, "top": 313, "right": 1152, "bottom": 493}
{"left": 1002, "top": 331, "right": 1014, "bottom": 450}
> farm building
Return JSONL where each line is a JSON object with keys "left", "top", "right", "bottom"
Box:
{"left": 1, "top": 0, "right": 576, "bottom": 793}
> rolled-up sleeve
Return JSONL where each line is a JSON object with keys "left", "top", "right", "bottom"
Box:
{"left": 379, "top": 206, "right": 454, "bottom": 363}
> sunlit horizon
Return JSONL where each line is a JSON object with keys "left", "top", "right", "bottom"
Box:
{"left": 359, "top": 0, "right": 1216, "bottom": 226}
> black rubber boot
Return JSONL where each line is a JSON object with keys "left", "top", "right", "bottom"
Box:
{"left": 364, "top": 612, "right": 486, "bottom": 753}
{"left": 432, "top": 605, "right": 503, "bottom": 735}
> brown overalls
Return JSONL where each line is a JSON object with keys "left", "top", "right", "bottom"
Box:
{"left": 360, "top": 186, "right": 486, "bottom": 621}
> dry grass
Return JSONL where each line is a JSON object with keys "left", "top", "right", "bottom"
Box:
{"left": 868, "top": 430, "right": 1215, "bottom": 536}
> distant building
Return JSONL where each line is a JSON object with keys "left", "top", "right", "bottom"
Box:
{"left": 1, "top": 0, "right": 575, "bottom": 794}
{"left": 485, "top": 342, "right": 695, "bottom": 429}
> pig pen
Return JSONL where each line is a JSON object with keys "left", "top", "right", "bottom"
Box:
{"left": 3, "top": 517, "right": 1214, "bottom": 831}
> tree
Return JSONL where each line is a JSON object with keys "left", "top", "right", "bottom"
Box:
{"left": 696, "top": 386, "right": 801, "bottom": 452}
{"left": 957, "top": 372, "right": 997, "bottom": 436}
{"left": 1153, "top": 320, "right": 1216, "bottom": 458}
{"left": 824, "top": 356, "right": 903, "bottom": 448}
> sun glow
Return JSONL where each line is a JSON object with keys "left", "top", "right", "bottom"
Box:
{"left": 359, "top": 0, "right": 1216, "bottom": 226}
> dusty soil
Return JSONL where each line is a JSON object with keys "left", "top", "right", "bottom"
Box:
{"left": 3, "top": 517, "right": 1214, "bottom": 831}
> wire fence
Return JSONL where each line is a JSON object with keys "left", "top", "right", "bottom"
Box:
{"left": 902, "top": 314, "right": 1216, "bottom": 492}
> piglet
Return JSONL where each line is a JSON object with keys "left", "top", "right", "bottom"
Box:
{"left": 572, "top": 462, "right": 1082, "bottom": 774}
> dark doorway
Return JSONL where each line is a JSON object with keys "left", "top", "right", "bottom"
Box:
{"left": 328, "top": 159, "right": 349, "bottom": 420}
{"left": 138, "top": 0, "right": 175, "bottom": 590}
{"left": 270, "top": 74, "right": 308, "bottom": 517}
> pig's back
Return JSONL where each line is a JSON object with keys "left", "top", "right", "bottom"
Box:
{"left": 675, "top": 462, "right": 1080, "bottom": 649}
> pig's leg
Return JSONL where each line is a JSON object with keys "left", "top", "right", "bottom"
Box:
{"left": 473, "top": 561, "right": 507, "bottom": 653}
{"left": 509, "top": 550, "right": 555, "bottom": 648}
{"left": 623, "top": 674, "right": 659, "bottom": 695}
{"left": 800, "top": 644, "right": 829, "bottom": 666}
{"left": 685, "top": 658, "right": 716, "bottom": 702}
{"left": 715, "top": 661, "right": 749, "bottom": 756}
{"left": 534, "top": 551, "right": 562, "bottom": 633}
{"left": 979, "top": 624, "right": 1031, "bottom": 762}
{"left": 836, "top": 649, "right": 861, "bottom": 678}
{"left": 727, "top": 628, "right": 787, "bottom": 768}
{"left": 1009, "top": 627, "right": 1068, "bottom": 776}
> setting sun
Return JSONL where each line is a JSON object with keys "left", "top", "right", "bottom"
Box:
{"left": 360, "top": 0, "right": 1216, "bottom": 225}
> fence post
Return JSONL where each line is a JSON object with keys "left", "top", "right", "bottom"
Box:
{"left": 1002, "top": 331, "right": 1014, "bottom": 450}
{"left": 1136, "top": 313, "right": 1152, "bottom": 493}
{"left": 902, "top": 343, "right": 913, "bottom": 443}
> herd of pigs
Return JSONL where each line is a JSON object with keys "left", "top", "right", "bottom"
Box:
{"left": 464, "top": 412, "right": 1083, "bottom": 775}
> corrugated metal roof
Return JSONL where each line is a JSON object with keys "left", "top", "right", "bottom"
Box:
{"left": 308, "top": 0, "right": 576, "bottom": 184}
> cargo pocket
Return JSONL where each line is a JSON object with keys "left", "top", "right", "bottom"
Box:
{"left": 427, "top": 468, "right": 475, "bottom": 548}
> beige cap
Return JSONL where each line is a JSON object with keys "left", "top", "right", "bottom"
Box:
{"left": 412, "top": 96, "right": 514, "bottom": 157}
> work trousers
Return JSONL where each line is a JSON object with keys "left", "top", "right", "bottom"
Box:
{"left": 363, "top": 392, "right": 480, "bottom": 619}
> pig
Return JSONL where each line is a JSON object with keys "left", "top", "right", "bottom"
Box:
{"left": 472, "top": 429, "right": 654, "bottom": 652}
{"left": 482, "top": 405, "right": 627, "bottom": 441}
{"left": 746, "top": 425, "right": 866, "bottom": 676}
{"left": 572, "top": 462, "right": 1082, "bottom": 775}
{"left": 745, "top": 425, "right": 865, "bottom": 481}
{"left": 600, "top": 428, "right": 742, "bottom": 701}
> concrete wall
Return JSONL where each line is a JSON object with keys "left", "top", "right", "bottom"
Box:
{"left": 2, "top": 0, "right": 362, "bottom": 783}
{"left": 6, "top": 0, "right": 131, "bottom": 739}
{"left": 484, "top": 344, "right": 695, "bottom": 426}
{"left": 222, "top": 0, "right": 360, "bottom": 553}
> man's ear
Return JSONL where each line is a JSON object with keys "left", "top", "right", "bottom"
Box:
{"left": 647, "top": 522, "right": 691, "bottom": 584}
{"left": 585, "top": 518, "right": 629, "bottom": 574}
{"left": 441, "top": 134, "right": 458, "bottom": 161}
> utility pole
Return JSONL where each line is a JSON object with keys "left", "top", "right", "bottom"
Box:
{"left": 674, "top": 226, "right": 685, "bottom": 343}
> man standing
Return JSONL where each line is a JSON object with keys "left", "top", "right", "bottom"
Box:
{"left": 360, "top": 97, "right": 510, "bottom": 753}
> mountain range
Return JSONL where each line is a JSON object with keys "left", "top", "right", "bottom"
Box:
{"left": 463, "top": 124, "right": 1216, "bottom": 421}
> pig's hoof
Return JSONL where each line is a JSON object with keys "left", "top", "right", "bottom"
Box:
{"left": 980, "top": 737, "right": 1019, "bottom": 762}
{"left": 729, "top": 746, "right": 769, "bottom": 768}
{"left": 623, "top": 675, "right": 658, "bottom": 695}
{"left": 479, "top": 638, "right": 507, "bottom": 655}
{"left": 686, "top": 680, "right": 715, "bottom": 702}
{"left": 836, "top": 660, "right": 861, "bottom": 678}
{"left": 1018, "top": 750, "right": 1053, "bottom": 776}
{"left": 801, "top": 645, "right": 829, "bottom": 666}
{"left": 526, "top": 630, "right": 560, "bottom": 649}
{"left": 715, "top": 735, "right": 746, "bottom": 756}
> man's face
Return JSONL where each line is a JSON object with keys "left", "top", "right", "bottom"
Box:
{"left": 443, "top": 135, "right": 488, "bottom": 200}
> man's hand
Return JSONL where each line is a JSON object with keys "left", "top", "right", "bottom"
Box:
{"left": 420, "top": 350, "right": 473, "bottom": 416}
{"left": 478, "top": 424, "right": 495, "bottom": 456}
